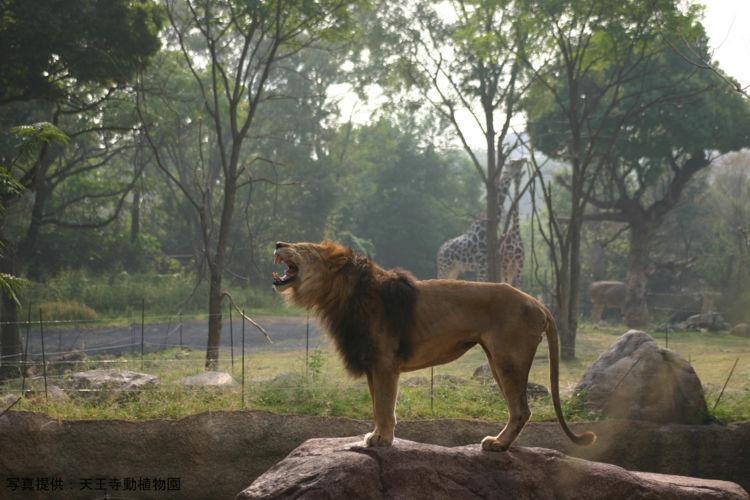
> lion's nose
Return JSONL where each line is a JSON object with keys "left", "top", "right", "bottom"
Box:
{"left": 275, "top": 241, "right": 290, "bottom": 249}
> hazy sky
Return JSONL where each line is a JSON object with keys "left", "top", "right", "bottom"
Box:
{"left": 702, "top": 0, "right": 750, "bottom": 90}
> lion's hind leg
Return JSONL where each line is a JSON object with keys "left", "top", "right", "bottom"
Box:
{"left": 479, "top": 345, "right": 534, "bottom": 452}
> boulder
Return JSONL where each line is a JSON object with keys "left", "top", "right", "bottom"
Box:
{"left": 434, "top": 374, "right": 468, "bottom": 386}
{"left": 237, "top": 437, "right": 748, "bottom": 500}
{"left": 674, "top": 312, "right": 730, "bottom": 332}
{"left": 46, "top": 384, "right": 70, "bottom": 402}
{"left": 472, "top": 363, "right": 493, "bottom": 381}
{"left": 402, "top": 377, "right": 429, "bottom": 387}
{"left": 730, "top": 323, "right": 750, "bottom": 338}
{"left": 68, "top": 369, "right": 158, "bottom": 394}
{"left": 0, "top": 393, "right": 19, "bottom": 408}
{"left": 527, "top": 382, "right": 550, "bottom": 399}
{"left": 474, "top": 364, "right": 549, "bottom": 398}
{"left": 574, "top": 330, "right": 709, "bottom": 424}
{"left": 178, "top": 371, "right": 237, "bottom": 387}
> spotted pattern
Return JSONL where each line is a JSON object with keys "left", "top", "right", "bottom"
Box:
{"left": 437, "top": 160, "right": 525, "bottom": 286}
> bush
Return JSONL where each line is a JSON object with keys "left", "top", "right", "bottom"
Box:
{"left": 39, "top": 300, "right": 98, "bottom": 321}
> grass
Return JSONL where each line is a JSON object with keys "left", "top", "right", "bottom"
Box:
{"left": 2, "top": 322, "right": 749, "bottom": 423}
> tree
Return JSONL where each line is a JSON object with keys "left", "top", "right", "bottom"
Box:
{"left": 584, "top": 61, "right": 750, "bottom": 326}
{"left": 529, "top": 5, "right": 750, "bottom": 328}
{"left": 0, "top": 0, "right": 163, "bottom": 380}
{"left": 523, "top": 0, "right": 704, "bottom": 357}
{"left": 363, "top": 0, "right": 532, "bottom": 281}
{"left": 139, "top": 0, "right": 357, "bottom": 370}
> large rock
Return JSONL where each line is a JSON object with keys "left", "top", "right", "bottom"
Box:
{"left": 574, "top": 330, "right": 709, "bottom": 424}
{"left": 68, "top": 369, "right": 158, "bottom": 394}
{"left": 178, "top": 371, "right": 237, "bottom": 387}
{"left": 473, "top": 364, "right": 549, "bottom": 398}
{"left": 674, "top": 312, "right": 730, "bottom": 332}
{"left": 237, "top": 437, "right": 748, "bottom": 500}
{"left": 730, "top": 323, "right": 750, "bottom": 338}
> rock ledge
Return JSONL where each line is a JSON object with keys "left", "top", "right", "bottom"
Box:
{"left": 237, "top": 436, "right": 748, "bottom": 500}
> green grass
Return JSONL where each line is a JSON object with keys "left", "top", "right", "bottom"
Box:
{"left": 3, "top": 323, "right": 749, "bottom": 423}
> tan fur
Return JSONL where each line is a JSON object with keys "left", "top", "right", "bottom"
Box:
{"left": 274, "top": 241, "right": 595, "bottom": 450}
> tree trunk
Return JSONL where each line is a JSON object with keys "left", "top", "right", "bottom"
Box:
{"left": 203, "top": 166, "right": 238, "bottom": 370}
{"left": 486, "top": 179, "right": 500, "bottom": 282}
{"left": 130, "top": 182, "right": 141, "bottom": 244}
{"left": 624, "top": 225, "right": 651, "bottom": 328}
{"left": 205, "top": 266, "right": 223, "bottom": 371}
{"left": 556, "top": 241, "right": 577, "bottom": 360}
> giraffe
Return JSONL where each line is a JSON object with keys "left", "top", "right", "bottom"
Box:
{"left": 498, "top": 163, "right": 525, "bottom": 287}
{"left": 436, "top": 159, "right": 525, "bottom": 281}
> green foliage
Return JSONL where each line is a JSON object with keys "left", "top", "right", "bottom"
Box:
{"left": 0, "top": 0, "right": 163, "bottom": 103}
{"left": 19, "top": 270, "right": 285, "bottom": 319}
{"left": 308, "top": 348, "right": 326, "bottom": 380}
{"left": 39, "top": 300, "right": 98, "bottom": 322}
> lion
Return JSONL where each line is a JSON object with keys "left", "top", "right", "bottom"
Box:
{"left": 272, "top": 240, "right": 596, "bottom": 451}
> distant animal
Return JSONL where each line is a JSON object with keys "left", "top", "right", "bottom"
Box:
{"left": 589, "top": 281, "right": 626, "bottom": 323}
{"left": 273, "top": 240, "right": 596, "bottom": 451}
{"left": 437, "top": 159, "right": 525, "bottom": 282}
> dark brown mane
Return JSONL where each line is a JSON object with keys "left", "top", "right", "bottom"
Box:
{"left": 321, "top": 253, "right": 417, "bottom": 376}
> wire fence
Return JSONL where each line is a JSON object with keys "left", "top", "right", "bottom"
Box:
{"left": 0, "top": 298, "right": 747, "bottom": 419}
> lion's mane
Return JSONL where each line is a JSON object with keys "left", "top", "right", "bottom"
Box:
{"left": 319, "top": 253, "right": 417, "bottom": 376}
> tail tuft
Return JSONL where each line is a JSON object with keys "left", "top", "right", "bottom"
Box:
{"left": 573, "top": 431, "right": 597, "bottom": 446}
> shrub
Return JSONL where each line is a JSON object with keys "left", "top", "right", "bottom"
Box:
{"left": 39, "top": 300, "right": 98, "bottom": 321}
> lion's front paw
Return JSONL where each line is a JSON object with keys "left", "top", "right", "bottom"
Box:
{"left": 364, "top": 431, "right": 393, "bottom": 448}
{"left": 481, "top": 435, "right": 509, "bottom": 452}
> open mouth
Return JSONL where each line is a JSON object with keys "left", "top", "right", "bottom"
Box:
{"left": 273, "top": 253, "right": 298, "bottom": 287}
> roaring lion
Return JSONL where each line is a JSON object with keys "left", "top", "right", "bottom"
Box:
{"left": 272, "top": 240, "right": 596, "bottom": 451}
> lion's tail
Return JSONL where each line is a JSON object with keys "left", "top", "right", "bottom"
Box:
{"left": 544, "top": 306, "right": 596, "bottom": 446}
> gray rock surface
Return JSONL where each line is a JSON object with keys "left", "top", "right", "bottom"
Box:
{"left": 675, "top": 312, "right": 730, "bottom": 332}
{"left": 730, "top": 323, "right": 750, "bottom": 338}
{"left": 574, "top": 330, "right": 709, "bottom": 423}
{"left": 402, "top": 376, "right": 429, "bottom": 387}
{"left": 474, "top": 364, "right": 549, "bottom": 398}
{"left": 527, "top": 382, "right": 550, "bottom": 399}
{"left": 0, "top": 393, "right": 18, "bottom": 408}
{"left": 46, "top": 384, "right": 70, "bottom": 402}
{"left": 68, "top": 369, "right": 158, "bottom": 394}
{"left": 237, "top": 436, "right": 748, "bottom": 500}
{"left": 178, "top": 371, "right": 237, "bottom": 387}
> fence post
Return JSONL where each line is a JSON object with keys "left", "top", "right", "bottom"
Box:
{"left": 430, "top": 367, "right": 434, "bottom": 413}
{"left": 21, "top": 307, "right": 32, "bottom": 397}
{"left": 141, "top": 298, "right": 145, "bottom": 372}
{"left": 241, "top": 309, "right": 246, "bottom": 408}
{"left": 305, "top": 313, "right": 310, "bottom": 378}
{"left": 129, "top": 308, "right": 134, "bottom": 354}
{"left": 39, "top": 308, "right": 48, "bottom": 402}
{"left": 229, "top": 303, "right": 234, "bottom": 372}
{"left": 179, "top": 312, "right": 183, "bottom": 349}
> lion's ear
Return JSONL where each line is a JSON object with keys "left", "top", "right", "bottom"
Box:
{"left": 319, "top": 240, "right": 352, "bottom": 271}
